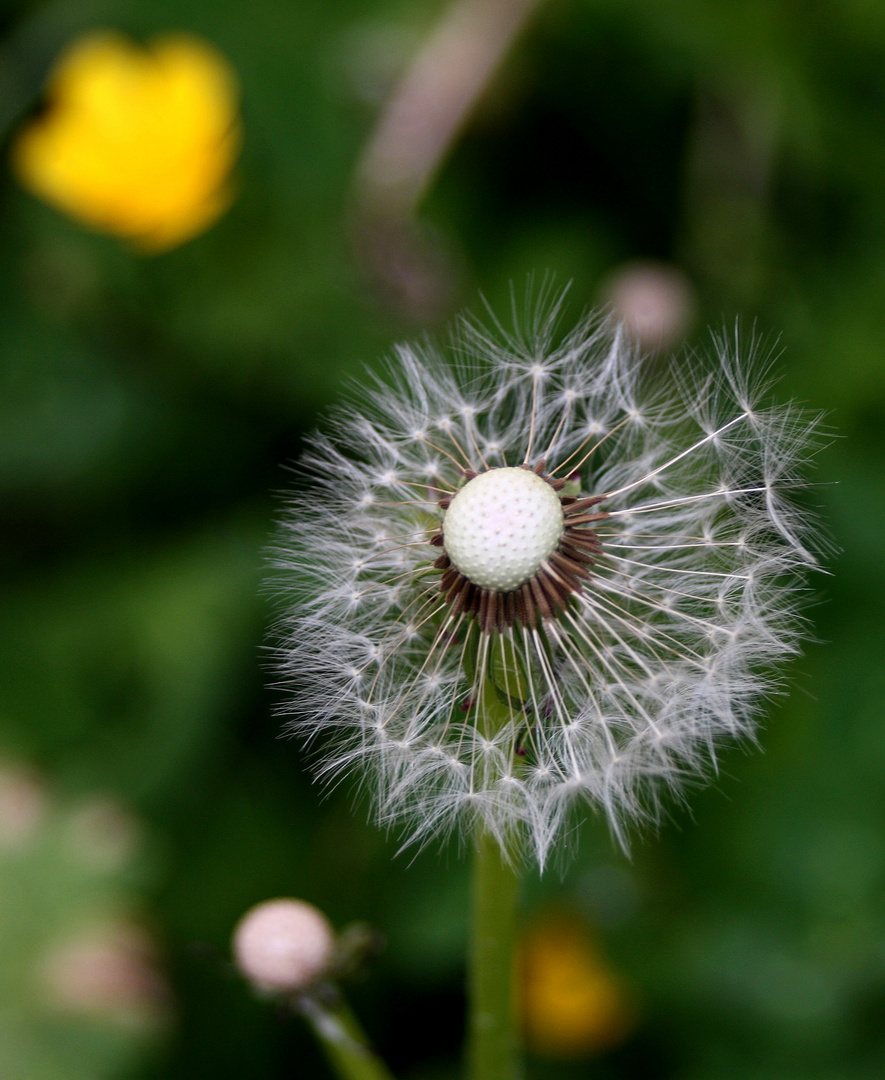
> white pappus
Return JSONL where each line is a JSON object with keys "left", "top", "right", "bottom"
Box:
{"left": 272, "top": 299, "right": 822, "bottom": 865}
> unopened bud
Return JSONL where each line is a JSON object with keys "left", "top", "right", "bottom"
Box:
{"left": 602, "top": 260, "right": 696, "bottom": 351}
{"left": 233, "top": 898, "right": 335, "bottom": 994}
{"left": 0, "top": 764, "right": 45, "bottom": 848}
{"left": 38, "top": 921, "right": 169, "bottom": 1030}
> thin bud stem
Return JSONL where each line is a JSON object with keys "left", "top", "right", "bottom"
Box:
{"left": 300, "top": 992, "right": 397, "bottom": 1080}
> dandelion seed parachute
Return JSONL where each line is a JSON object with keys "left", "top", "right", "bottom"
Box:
{"left": 272, "top": 300, "right": 820, "bottom": 865}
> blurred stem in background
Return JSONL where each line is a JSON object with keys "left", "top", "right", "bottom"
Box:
{"left": 351, "top": 0, "right": 545, "bottom": 322}
{"left": 355, "top": 0, "right": 543, "bottom": 217}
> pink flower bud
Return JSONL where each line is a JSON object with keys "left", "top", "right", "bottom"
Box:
{"left": 602, "top": 260, "right": 696, "bottom": 351}
{"left": 233, "top": 899, "right": 335, "bottom": 993}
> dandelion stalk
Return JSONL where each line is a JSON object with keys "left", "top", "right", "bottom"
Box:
{"left": 465, "top": 643, "right": 525, "bottom": 1080}
{"left": 468, "top": 825, "right": 521, "bottom": 1080}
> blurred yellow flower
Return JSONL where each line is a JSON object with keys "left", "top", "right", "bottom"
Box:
{"left": 520, "top": 912, "right": 635, "bottom": 1058}
{"left": 11, "top": 30, "right": 242, "bottom": 252}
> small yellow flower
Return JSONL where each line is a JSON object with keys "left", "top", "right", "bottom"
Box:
{"left": 520, "top": 912, "right": 635, "bottom": 1058}
{"left": 12, "top": 30, "right": 242, "bottom": 252}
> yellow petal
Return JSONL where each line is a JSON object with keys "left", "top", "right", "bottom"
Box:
{"left": 520, "top": 914, "right": 635, "bottom": 1057}
{"left": 11, "top": 30, "right": 242, "bottom": 252}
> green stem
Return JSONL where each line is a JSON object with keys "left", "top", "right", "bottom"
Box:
{"left": 468, "top": 826, "right": 522, "bottom": 1080}
{"left": 300, "top": 990, "right": 397, "bottom": 1080}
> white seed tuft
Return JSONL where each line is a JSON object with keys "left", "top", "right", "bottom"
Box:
{"left": 271, "top": 303, "right": 824, "bottom": 865}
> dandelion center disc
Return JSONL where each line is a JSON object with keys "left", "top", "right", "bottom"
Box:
{"left": 442, "top": 467, "right": 565, "bottom": 591}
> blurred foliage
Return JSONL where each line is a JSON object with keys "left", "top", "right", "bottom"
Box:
{"left": 0, "top": 0, "right": 882, "bottom": 1078}
{"left": 0, "top": 762, "right": 168, "bottom": 1080}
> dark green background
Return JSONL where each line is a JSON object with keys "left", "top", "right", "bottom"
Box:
{"left": 0, "top": 0, "right": 880, "bottom": 1078}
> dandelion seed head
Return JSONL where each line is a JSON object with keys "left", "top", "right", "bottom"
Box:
{"left": 271, "top": 300, "right": 822, "bottom": 866}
